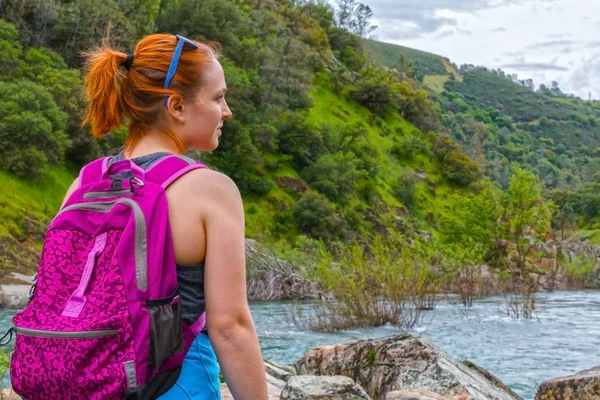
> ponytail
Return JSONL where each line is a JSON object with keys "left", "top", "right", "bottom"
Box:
{"left": 81, "top": 49, "right": 128, "bottom": 138}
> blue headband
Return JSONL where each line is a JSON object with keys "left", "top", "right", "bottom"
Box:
{"left": 164, "top": 34, "right": 199, "bottom": 108}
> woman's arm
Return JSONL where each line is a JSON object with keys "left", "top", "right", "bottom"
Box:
{"left": 200, "top": 171, "right": 268, "bottom": 400}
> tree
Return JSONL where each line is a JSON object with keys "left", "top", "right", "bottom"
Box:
{"left": 350, "top": 3, "right": 377, "bottom": 38}
{"left": 398, "top": 83, "right": 442, "bottom": 132}
{"left": 301, "top": 152, "right": 365, "bottom": 203}
{"left": 349, "top": 67, "right": 403, "bottom": 116}
{"left": 0, "top": 80, "right": 69, "bottom": 178}
{"left": 335, "top": 0, "right": 355, "bottom": 29}
{"left": 293, "top": 191, "right": 338, "bottom": 240}
{"left": 433, "top": 135, "right": 481, "bottom": 186}
{"left": 0, "top": 18, "right": 23, "bottom": 77}
{"left": 334, "top": 0, "right": 377, "bottom": 38}
{"left": 396, "top": 54, "right": 414, "bottom": 80}
{"left": 0, "top": 0, "right": 59, "bottom": 48}
{"left": 502, "top": 166, "right": 555, "bottom": 318}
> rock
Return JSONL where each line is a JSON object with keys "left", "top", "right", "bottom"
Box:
{"left": 220, "top": 359, "right": 287, "bottom": 399}
{"left": 535, "top": 366, "right": 600, "bottom": 400}
{"left": 264, "top": 358, "right": 296, "bottom": 381}
{"left": 1, "top": 388, "right": 22, "bottom": 400}
{"left": 281, "top": 375, "right": 372, "bottom": 399}
{"left": 274, "top": 176, "right": 308, "bottom": 194}
{"left": 0, "top": 284, "right": 31, "bottom": 309}
{"left": 296, "top": 334, "right": 521, "bottom": 400}
{"left": 463, "top": 360, "right": 522, "bottom": 399}
{"left": 220, "top": 380, "right": 283, "bottom": 400}
{"left": 386, "top": 389, "right": 448, "bottom": 400}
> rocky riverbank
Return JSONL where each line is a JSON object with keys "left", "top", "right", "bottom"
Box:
{"left": 2, "top": 333, "right": 599, "bottom": 399}
{"left": 224, "top": 333, "right": 525, "bottom": 400}
{"left": 535, "top": 367, "right": 600, "bottom": 399}
{"left": 223, "top": 334, "right": 600, "bottom": 400}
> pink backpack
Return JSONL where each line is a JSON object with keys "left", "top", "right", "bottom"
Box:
{"left": 9, "top": 155, "right": 207, "bottom": 399}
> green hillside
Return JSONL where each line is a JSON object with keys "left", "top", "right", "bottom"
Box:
{"left": 362, "top": 39, "right": 447, "bottom": 76}
{"left": 0, "top": 0, "right": 480, "bottom": 281}
{"left": 0, "top": 0, "right": 586, "bottom": 320}
{"left": 360, "top": 37, "right": 600, "bottom": 231}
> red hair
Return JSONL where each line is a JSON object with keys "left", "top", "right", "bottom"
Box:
{"left": 82, "top": 34, "right": 221, "bottom": 154}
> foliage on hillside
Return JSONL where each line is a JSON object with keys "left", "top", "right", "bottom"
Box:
{"left": 360, "top": 37, "right": 600, "bottom": 230}
{"left": 0, "top": 0, "right": 575, "bottom": 321}
{"left": 441, "top": 68, "right": 600, "bottom": 228}
{"left": 361, "top": 39, "right": 447, "bottom": 77}
{"left": 0, "top": 0, "right": 483, "bottom": 261}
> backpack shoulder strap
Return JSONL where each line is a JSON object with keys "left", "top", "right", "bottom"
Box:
{"left": 147, "top": 155, "right": 208, "bottom": 337}
{"left": 78, "top": 157, "right": 111, "bottom": 187}
{"left": 146, "top": 155, "right": 208, "bottom": 189}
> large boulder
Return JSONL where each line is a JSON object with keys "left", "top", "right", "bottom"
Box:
{"left": 463, "top": 361, "right": 522, "bottom": 399}
{"left": 535, "top": 366, "right": 600, "bottom": 399}
{"left": 281, "top": 375, "right": 372, "bottom": 399}
{"left": 386, "top": 389, "right": 447, "bottom": 400}
{"left": 220, "top": 359, "right": 294, "bottom": 399}
{"left": 296, "top": 334, "right": 521, "bottom": 400}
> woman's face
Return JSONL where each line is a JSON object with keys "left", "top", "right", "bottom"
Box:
{"left": 180, "top": 59, "right": 232, "bottom": 151}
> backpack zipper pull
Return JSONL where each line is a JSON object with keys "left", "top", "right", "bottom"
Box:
{"left": 0, "top": 327, "right": 15, "bottom": 346}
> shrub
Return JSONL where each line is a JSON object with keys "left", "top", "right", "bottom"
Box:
{"left": 301, "top": 153, "right": 365, "bottom": 203}
{"left": 563, "top": 256, "right": 595, "bottom": 288}
{"left": 305, "top": 239, "right": 433, "bottom": 331}
{"left": 293, "top": 191, "right": 338, "bottom": 240}
{"left": 0, "top": 80, "right": 69, "bottom": 178}
{"left": 391, "top": 135, "right": 431, "bottom": 160}
{"left": 349, "top": 67, "right": 402, "bottom": 116}
{"left": 394, "top": 171, "right": 418, "bottom": 212}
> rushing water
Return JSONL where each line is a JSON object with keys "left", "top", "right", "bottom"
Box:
{"left": 1, "top": 290, "right": 599, "bottom": 399}
{"left": 251, "top": 290, "right": 600, "bottom": 400}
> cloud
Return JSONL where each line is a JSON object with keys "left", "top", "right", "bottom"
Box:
{"left": 370, "top": 0, "right": 535, "bottom": 40}
{"left": 504, "top": 50, "right": 527, "bottom": 57}
{"left": 434, "top": 29, "right": 456, "bottom": 40}
{"left": 546, "top": 33, "right": 572, "bottom": 39}
{"left": 568, "top": 52, "right": 600, "bottom": 93}
{"left": 526, "top": 40, "right": 576, "bottom": 50}
{"left": 491, "top": 27, "right": 507, "bottom": 32}
{"left": 500, "top": 62, "right": 569, "bottom": 71}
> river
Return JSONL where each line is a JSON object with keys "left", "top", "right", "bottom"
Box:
{"left": 251, "top": 290, "right": 600, "bottom": 399}
{"left": 0, "top": 290, "right": 598, "bottom": 399}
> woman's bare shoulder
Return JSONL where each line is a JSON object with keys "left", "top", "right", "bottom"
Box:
{"left": 172, "top": 168, "right": 242, "bottom": 203}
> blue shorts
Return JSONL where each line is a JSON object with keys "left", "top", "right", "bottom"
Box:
{"left": 159, "top": 333, "right": 222, "bottom": 400}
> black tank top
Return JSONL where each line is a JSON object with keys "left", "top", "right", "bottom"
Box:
{"left": 108, "top": 152, "right": 206, "bottom": 326}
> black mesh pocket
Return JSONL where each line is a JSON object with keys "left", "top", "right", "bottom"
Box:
{"left": 148, "top": 290, "right": 183, "bottom": 369}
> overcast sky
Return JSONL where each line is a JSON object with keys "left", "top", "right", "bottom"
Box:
{"left": 367, "top": 0, "right": 600, "bottom": 100}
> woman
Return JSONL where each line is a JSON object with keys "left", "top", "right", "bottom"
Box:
{"left": 63, "top": 33, "right": 269, "bottom": 399}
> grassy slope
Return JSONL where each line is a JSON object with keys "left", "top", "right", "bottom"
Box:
{"left": 361, "top": 39, "right": 464, "bottom": 95}
{"left": 0, "top": 167, "right": 75, "bottom": 241}
{"left": 245, "top": 75, "right": 458, "bottom": 241}
{"left": 362, "top": 39, "right": 447, "bottom": 76}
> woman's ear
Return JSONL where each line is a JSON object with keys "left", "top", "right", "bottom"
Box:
{"left": 165, "top": 95, "right": 185, "bottom": 123}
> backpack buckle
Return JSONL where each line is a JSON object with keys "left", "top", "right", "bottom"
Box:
{"left": 129, "top": 177, "right": 145, "bottom": 193}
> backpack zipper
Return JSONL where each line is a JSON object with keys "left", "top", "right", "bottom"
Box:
{"left": 83, "top": 189, "right": 133, "bottom": 198}
{"left": 56, "top": 199, "right": 147, "bottom": 290}
{"left": 15, "top": 327, "right": 117, "bottom": 338}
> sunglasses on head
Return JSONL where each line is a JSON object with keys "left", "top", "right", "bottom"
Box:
{"left": 164, "top": 34, "right": 199, "bottom": 108}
